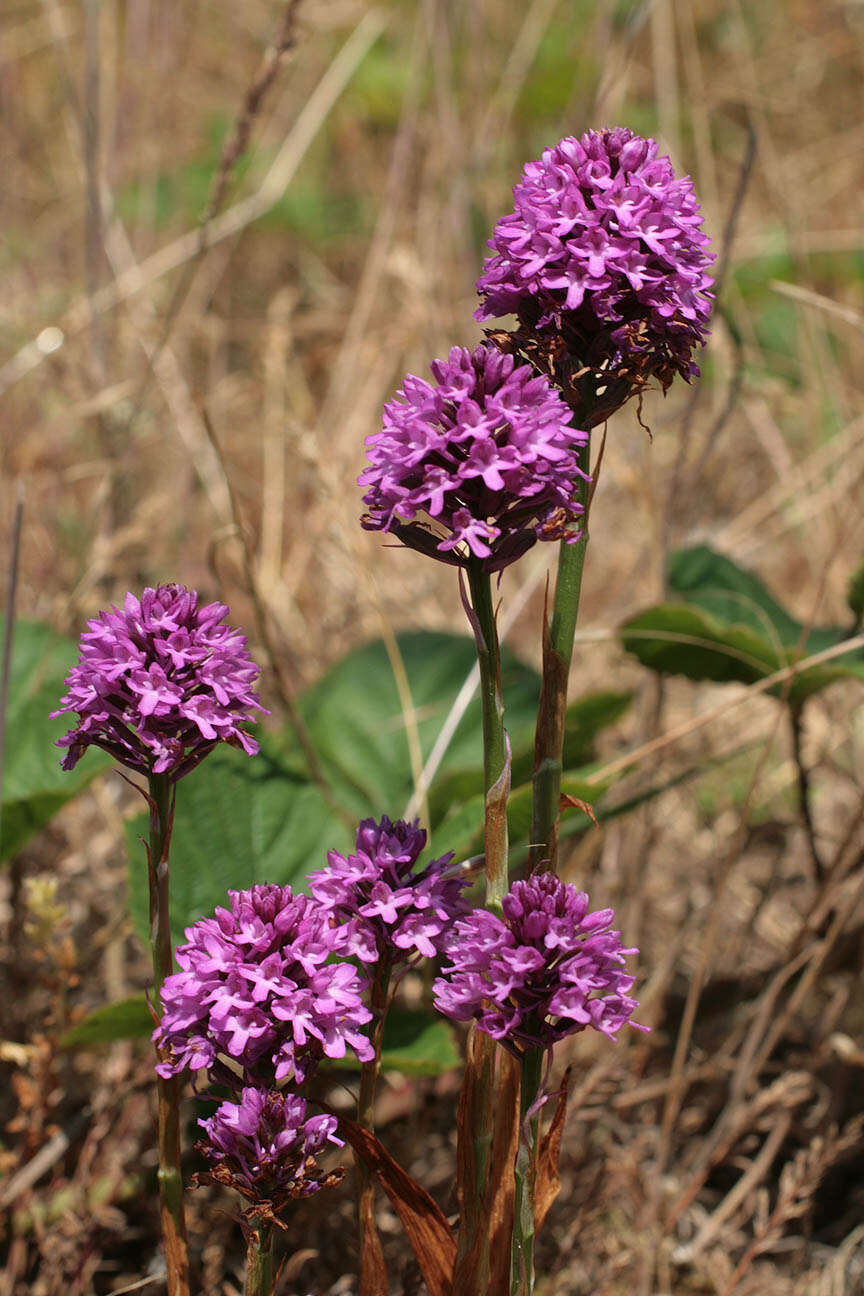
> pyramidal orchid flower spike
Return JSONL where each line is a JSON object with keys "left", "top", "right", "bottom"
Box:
{"left": 197, "top": 1086, "right": 344, "bottom": 1203}
{"left": 52, "top": 583, "right": 267, "bottom": 780}
{"left": 433, "top": 872, "right": 643, "bottom": 1057}
{"left": 309, "top": 814, "right": 471, "bottom": 966}
{"left": 359, "top": 342, "right": 589, "bottom": 572}
{"left": 153, "top": 883, "right": 375, "bottom": 1085}
{"left": 476, "top": 127, "right": 714, "bottom": 421}
{"left": 194, "top": 1086, "right": 347, "bottom": 1295}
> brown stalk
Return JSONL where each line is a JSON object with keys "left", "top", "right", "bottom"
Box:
{"left": 451, "top": 1029, "right": 495, "bottom": 1296}
{"left": 337, "top": 1117, "right": 456, "bottom": 1296}
{"left": 487, "top": 1051, "right": 522, "bottom": 1296}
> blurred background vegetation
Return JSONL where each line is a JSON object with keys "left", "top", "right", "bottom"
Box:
{"left": 2, "top": 1, "right": 864, "bottom": 1292}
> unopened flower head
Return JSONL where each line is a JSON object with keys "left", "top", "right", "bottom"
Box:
{"left": 153, "top": 883, "right": 374, "bottom": 1085}
{"left": 359, "top": 344, "right": 589, "bottom": 572}
{"left": 476, "top": 128, "right": 713, "bottom": 412}
{"left": 53, "top": 584, "right": 266, "bottom": 779}
{"left": 433, "top": 872, "right": 642, "bottom": 1054}
{"left": 309, "top": 815, "right": 471, "bottom": 966}
{"left": 198, "top": 1086, "right": 344, "bottom": 1202}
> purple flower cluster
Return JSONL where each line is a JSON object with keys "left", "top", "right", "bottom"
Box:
{"left": 309, "top": 815, "right": 470, "bottom": 966}
{"left": 359, "top": 344, "right": 589, "bottom": 571}
{"left": 476, "top": 128, "right": 713, "bottom": 398}
{"left": 198, "top": 1087, "right": 343, "bottom": 1201}
{"left": 52, "top": 584, "right": 266, "bottom": 779}
{"left": 153, "top": 884, "right": 374, "bottom": 1084}
{"left": 433, "top": 873, "right": 642, "bottom": 1054}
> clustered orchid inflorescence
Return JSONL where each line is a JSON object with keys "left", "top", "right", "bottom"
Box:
{"left": 309, "top": 815, "right": 471, "bottom": 966}
{"left": 433, "top": 872, "right": 642, "bottom": 1055}
{"left": 195, "top": 1087, "right": 345, "bottom": 1208}
{"left": 154, "top": 883, "right": 375, "bottom": 1086}
{"left": 52, "top": 584, "right": 266, "bottom": 779}
{"left": 360, "top": 343, "right": 589, "bottom": 571}
{"left": 476, "top": 127, "right": 714, "bottom": 419}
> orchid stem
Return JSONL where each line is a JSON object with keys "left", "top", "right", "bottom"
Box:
{"left": 530, "top": 434, "right": 591, "bottom": 873}
{"left": 510, "top": 1046, "right": 544, "bottom": 1296}
{"left": 465, "top": 560, "right": 509, "bottom": 909}
{"left": 148, "top": 772, "right": 190, "bottom": 1296}
{"left": 245, "top": 1222, "right": 274, "bottom": 1296}
{"left": 452, "top": 562, "right": 510, "bottom": 1290}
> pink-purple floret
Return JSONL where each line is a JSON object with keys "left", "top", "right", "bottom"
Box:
{"left": 359, "top": 343, "right": 589, "bottom": 571}
{"left": 476, "top": 127, "right": 714, "bottom": 381}
{"left": 433, "top": 872, "right": 644, "bottom": 1053}
{"left": 153, "top": 883, "right": 374, "bottom": 1084}
{"left": 52, "top": 583, "right": 266, "bottom": 780}
{"left": 309, "top": 815, "right": 471, "bottom": 966}
{"left": 198, "top": 1087, "right": 342, "bottom": 1198}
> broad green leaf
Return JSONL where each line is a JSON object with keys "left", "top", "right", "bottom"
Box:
{"left": 621, "top": 604, "right": 778, "bottom": 686}
{"left": 426, "top": 768, "right": 483, "bottom": 831}
{"left": 298, "top": 631, "right": 541, "bottom": 819}
{"left": 126, "top": 738, "right": 351, "bottom": 953}
{"left": 61, "top": 996, "right": 153, "bottom": 1048}
{"left": 0, "top": 618, "right": 110, "bottom": 862}
{"left": 668, "top": 545, "right": 839, "bottom": 652}
{"left": 622, "top": 547, "right": 864, "bottom": 705}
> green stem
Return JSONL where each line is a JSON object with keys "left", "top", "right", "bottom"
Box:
{"left": 356, "top": 958, "right": 392, "bottom": 1296}
{"left": 451, "top": 564, "right": 510, "bottom": 1289}
{"left": 465, "top": 560, "right": 509, "bottom": 910}
{"left": 510, "top": 1047, "right": 544, "bottom": 1296}
{"left": 530, "top": 435, "right": 591, "bottom": 873}
{"left": 245, "top": 1222, "right": 274, "bottom": 1296}
{"left": 148, "top": 772, "right": 190, "bottom": 1296}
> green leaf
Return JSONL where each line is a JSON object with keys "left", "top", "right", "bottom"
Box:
{"left": 378, "top": 1008, "right": 460, "bottom": 1075}
{"left": 669, "top": 546, "right": 819, "bottom": 648}
{"left": 622, "top": 547, "right": 864, "bottom": 705}
{"left": 61, "top": 996, "right": 153, "bottom": 1047}
{"left": 621, "top": 603, "right": 779, "bottom": 685}
{"left": 126, "top": 737, "right": 351, "bottom": 953}
{"left": 0, "top": 618, "right": 110, "bottom": 862}
{"left": 298, "top": 631, "right": 542, "bottom": 819}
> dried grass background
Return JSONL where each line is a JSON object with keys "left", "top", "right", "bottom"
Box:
{"left": 2, "top": 0, "right": 864, "bottom": 1292}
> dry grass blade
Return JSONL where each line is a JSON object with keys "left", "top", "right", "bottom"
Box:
{"left": 0, "top": 10, "right": 387, "bottom": 396}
